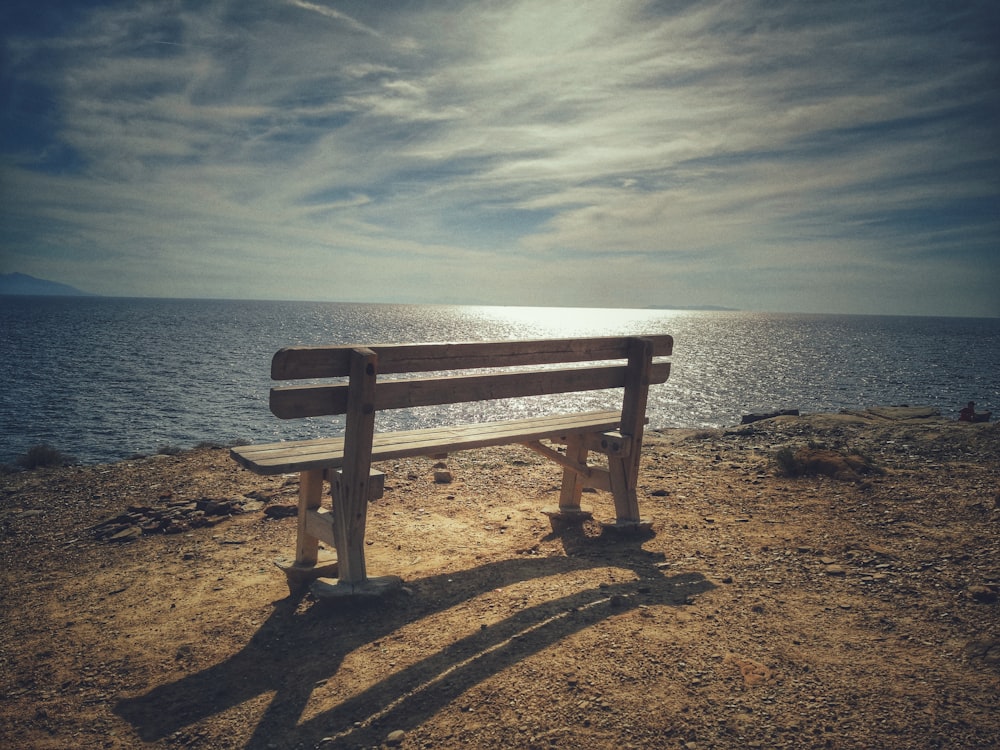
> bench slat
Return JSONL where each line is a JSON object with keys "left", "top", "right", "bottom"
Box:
{"left": 230, "top": 410, "right": 623, "bottom": 475}
{"left": 271, "top": 335, "right": 673, "bottom": 379}
{"left": 271, "top": 361, "right": 671, "bottom": 419}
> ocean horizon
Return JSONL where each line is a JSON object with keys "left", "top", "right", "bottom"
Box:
{"left": 2, "top": 296, "right": 998, "bottom": 466}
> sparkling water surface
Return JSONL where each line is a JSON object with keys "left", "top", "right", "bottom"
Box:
{"left": 2, "top": 297, "right": 997, "bottom": 465}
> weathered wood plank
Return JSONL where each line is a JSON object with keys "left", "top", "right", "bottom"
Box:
{"left": 270, "top": 362, "right": 670, "bottom": 419}
{"left": 271, "top": 335, "right": 673, "bottom": 379}
{"left": 270, "top": 384, "right": 349, "bottom": 420}
{"left": 230, "top": 410, "right": 623, "bottom": 474}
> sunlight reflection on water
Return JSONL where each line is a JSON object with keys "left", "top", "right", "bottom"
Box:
{"left": 2, "top": 297, "right": 997, "bottom": 463}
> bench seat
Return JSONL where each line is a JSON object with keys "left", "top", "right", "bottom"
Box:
{"left": 231, "top": 409, "right": 624, "bottom": 475}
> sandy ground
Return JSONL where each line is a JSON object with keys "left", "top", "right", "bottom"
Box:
{"left": 1, "top": 409, "right": 998, "bottom": 749}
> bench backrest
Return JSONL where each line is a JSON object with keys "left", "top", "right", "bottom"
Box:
{"left": 268, "top": 335, "right": 672, "bottom": 420}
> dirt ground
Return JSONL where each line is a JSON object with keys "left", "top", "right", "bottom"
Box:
{"left": 1, "top": 409, "right": 998, "bottom": 750}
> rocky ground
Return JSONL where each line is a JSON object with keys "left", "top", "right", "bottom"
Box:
{"left": 1, "top": 409, "right": 998, "bottom": 750}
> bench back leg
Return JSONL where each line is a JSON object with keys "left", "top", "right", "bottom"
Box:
{"left": 610, "top": 337, "right": 653, "bottom": 524}
{"left": 331, "top": 347, "right": 379, "bottom": 585}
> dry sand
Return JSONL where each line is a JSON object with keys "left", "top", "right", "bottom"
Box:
{"left": 1, "top": 409, "right": 998, "bottom": 749}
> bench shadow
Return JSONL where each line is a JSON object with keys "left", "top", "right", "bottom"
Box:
{"left": 115, "top": 528, "right": 714, "bottom": 748}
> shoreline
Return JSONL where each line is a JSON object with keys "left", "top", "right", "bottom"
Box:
{"left": 1, "top": 404, "right": 982, "bottom": 473}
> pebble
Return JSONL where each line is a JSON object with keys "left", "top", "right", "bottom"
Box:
{"left": 109, "top": 526, "right": 142, "bottom": 542}
{"left": 386, "top": 729, "right": 406, "bottom": 746}
{"left": 263, "top": 504, "right": 296, "bottom": 519}
{"left": 967, "top": 585, "right": 998, "bottom": 604}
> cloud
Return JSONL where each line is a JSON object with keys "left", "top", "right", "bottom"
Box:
{"left": 1, "top": 0, "right": 997, "bottom": 315}
{"left": 285, "top": 0, "right": 382, "bottom": 36}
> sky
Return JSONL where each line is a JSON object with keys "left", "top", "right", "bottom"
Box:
{"left": 1, "top": 1, "right": 998, "bottom": 316}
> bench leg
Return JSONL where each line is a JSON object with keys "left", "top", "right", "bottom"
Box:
{"left": 309, "top": 472, "right": 400, "bottom": 598}
{"left": 606, "top": 457, "right": 651, "bottom": 531}
{"left": 604, "top": 337, "right": 653, "bottom": 532}
{"left": 296, "top": 469, "right": 323, "bottom": 566}
{"left": 275, "top": 469, "right": 339, "bottom": 592}
{"left": 543, "top": 435, "right": 594, "bottom": 523}
{"left": 312, "top": 347, "right": 401, "bottom": 599}
{"left": 330, "top": 471, "right": 367, "bottom": 583}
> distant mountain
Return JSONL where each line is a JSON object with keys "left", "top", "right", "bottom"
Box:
{"left": 646, "top": 304, "right": 739, "bottom": 311}
{"left": 0, "top": 273, "right": 95, "bottom": 297}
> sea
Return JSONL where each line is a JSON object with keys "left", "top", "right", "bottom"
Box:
{"left": 2, "top": 296, "right": 998, "bottom": 466}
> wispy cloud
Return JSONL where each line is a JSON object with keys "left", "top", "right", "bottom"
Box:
{"left": 286, "top": 0, "right": 382, "bottom": 36}
{"left": 1, "top": 0, "right": 997, "bottom": 315}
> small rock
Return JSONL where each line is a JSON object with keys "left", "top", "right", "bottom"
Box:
{"left": 967, "top": 585, "right": 998, "bottom": 604}
{"left": 109, "top": 526, "right": 142, "bottom": 542}
{"left": 824, "top": 565, "right": 847, "bottom": 576}
{"left": 965, "top": 639, "right": 1000, "bottom": 663}
{"left": 433, "top": 469, "right": 453, "bottom": 484}
{"left": 197, "top": 498, "right": 233, "bottom": 516}
{"left": 386, "top": 729, "right": 406, "bottom": 745}
{"left": 263, "top": 504, "right": 297, "bottom": 519}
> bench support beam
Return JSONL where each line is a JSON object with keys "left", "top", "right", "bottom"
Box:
{"left": 522, "top": 439, "right": 610, "bottom": 493}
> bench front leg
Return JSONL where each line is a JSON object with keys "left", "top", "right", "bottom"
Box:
{"left": 535, "top": 435, "right": 596, "bottom": 524}
{"left": 275, "top": 468, "right": 340, "bottom": 592}
{"left": 557, "top": 435, "right": 587, "bottom": 511}
{"left": 296, "top": 468, "right": 324, "bottom": 566}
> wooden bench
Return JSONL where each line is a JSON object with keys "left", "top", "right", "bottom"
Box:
{"left": 230, "top": 335, "right": 672, "bottom": 597}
